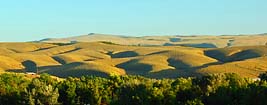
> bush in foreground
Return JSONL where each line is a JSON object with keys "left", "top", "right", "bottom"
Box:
{"left": 0, "top": 73, "right": 266, "bottom": 105}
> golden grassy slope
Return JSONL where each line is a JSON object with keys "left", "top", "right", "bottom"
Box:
{"left": 198, "top": 57, "right": 267, "bottom": 78}
{"left": 0, "top": 42, "right": 266, "bottom": 78}
{"left": 0, "top": 42, "right": 57, "bottom": 53}
{"left": 205, "top": 46, "right": 267, "bottom": 62}
{"left": 40, "top": 34, "right": 267, "bottom": 48}
{"left": 0, "top": 55, "right": 24, "bottom": 70}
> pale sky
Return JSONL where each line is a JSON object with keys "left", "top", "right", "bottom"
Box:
{"left": 0, "top": 0, "right": 266, "bottom": 41}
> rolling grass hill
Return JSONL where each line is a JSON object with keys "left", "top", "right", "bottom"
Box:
{"left": 0, "top": 42, "right": 266, "bottom": 78}
{"left": 39, "top": 33, "right": 267, "bottom": 48}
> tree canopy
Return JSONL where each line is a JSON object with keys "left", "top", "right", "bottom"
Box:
{"left": 0, "top": 73, "right": 266, "bottom": 105}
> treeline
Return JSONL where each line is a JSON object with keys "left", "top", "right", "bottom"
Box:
{"left": 1, "top": 73, "right": 267, "bottom": 105}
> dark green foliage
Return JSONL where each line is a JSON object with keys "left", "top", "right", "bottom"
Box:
{"left": 0, "top": 74, "right": 30, "bottom": 104}
{"left": 1, "top": 73, "right": 267, "bottom": 105}
{"left": 75, "top": 76, "right": 112, "bottom": 105}
{"left": 100, "top": 41, "right": 120, "bottom": 45}
{"left": 51, "top": 42, "right": 76, "bottom": 46}
{"left": 58, "top": 77, "right": 77, "bottom": 105}
{"left": 26, "top": 78, "right": 59, "bottom": 105}
{"left": 259, "top": 72, "right": 267, "bottom": 81}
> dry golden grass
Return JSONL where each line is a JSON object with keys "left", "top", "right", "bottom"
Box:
{"left": 40, "top": 34, "right": 267, "bottom": 48}
{"left": 0, "top": 42, "right": 266, "bottom": 78}
{"left": 40, "top": 62, "right": 125, "bottom": 78}
{"left": 0, "top": 42, "right": 56, "bottom": 53}
{"left": 6, "top": 53, "right": 61, "bottom": 66}
{"left": 198, "top": 57, "right": 267, "bottom": 78}
{"left": 205, "top": 45, "right": 267, "bottom": 62}
{"left": 0, "top": 55, "right": 24, "bottom": 71}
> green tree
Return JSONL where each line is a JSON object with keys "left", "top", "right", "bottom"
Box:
{"left": 259, "top": 72, "right": 267, "bottom": 81}
{"left": 26, "top": 78, "right": 59, "bottom": 105}
{"left": 58, "top": 77, "right": 77, "bottom": 105}
{"left": 0, "top": 73, "right": 30, "bottom": 104}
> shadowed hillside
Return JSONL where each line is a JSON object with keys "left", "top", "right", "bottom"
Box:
{"left": 0, "top": 42, "right": 266, "bottom": 78}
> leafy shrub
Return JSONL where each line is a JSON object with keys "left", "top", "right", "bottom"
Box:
{"left": 0, "top": 73, "right": 266, "bottom": 105}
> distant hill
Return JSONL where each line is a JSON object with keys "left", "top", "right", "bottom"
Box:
{"left": 0, "top": 42, "right": 266, "bottom": 78}
{"left": 38, "top": 33, "right": 267, "bottom": 48}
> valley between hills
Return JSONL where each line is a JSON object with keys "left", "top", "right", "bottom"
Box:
{"left": 0, "top": 39, "right": 267, "bottom": 78}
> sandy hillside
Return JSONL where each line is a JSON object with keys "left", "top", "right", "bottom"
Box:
{"left": 0, "top": 42, "right": 266, "bottom": 78}
{"left": 39, "top": 33, "right": 267, "bottom": 48}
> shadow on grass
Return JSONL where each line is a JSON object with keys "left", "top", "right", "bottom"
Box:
{"left": 111, "top": 51, "right": 139, "bottom": 58}
{"left": 116, "top": 59, "right": 152, "bottom": 75}
{"left": 6, "top": 62, "right": 109, "bottom": 78}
